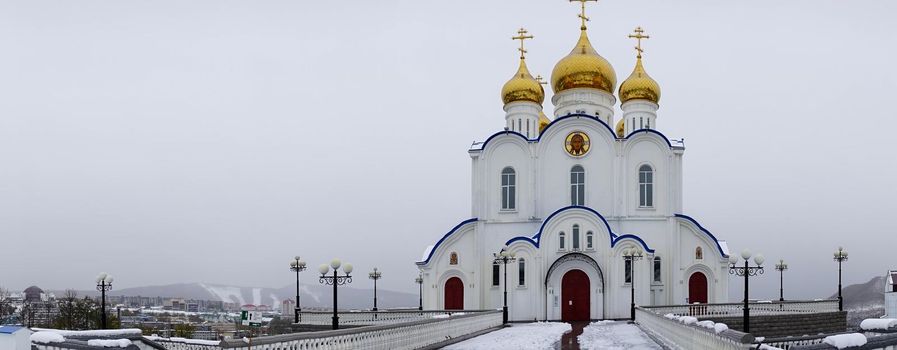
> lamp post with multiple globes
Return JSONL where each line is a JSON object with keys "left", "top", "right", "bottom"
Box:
{"left": 775, "top": 259, "right": 788, "bottom": 302}
{"left": 492, "top": 247, "right": 517, "bottom": 324}
{"left": 289, "top": 256, "right": 307, "bottom": 323}
{"left": 95, "top": 273, "right": 113, "bottom": 329}
{"left": 622, "top": 248, "right": 644, "bottom": 322}
{"left": 415, "top": 273, "right": 424, "bottom": 311}
{"left": 728, "top": 249, "right": 764, "bottom": 333}
{"left": 318, "top": 259, "right": 353, "bottom": 330}
{"left": 834, "top": 247, "right": 848, "bottom": 311}
{"left": 369, "top": 268, "right": 382, "bottom": 311}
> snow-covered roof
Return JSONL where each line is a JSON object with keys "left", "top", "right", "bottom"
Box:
{"left": 718, "top": 241, "right": 730, "bottom": 256}
{"left": 420, "top": 245, "right": 434, "bottom": 262}
{"left": 0, "top": 326, "right": 28, "bottom": 334}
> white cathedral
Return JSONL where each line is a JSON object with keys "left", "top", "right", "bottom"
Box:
{"left": 416, "top": 5, "right": 732, "bottom": 322}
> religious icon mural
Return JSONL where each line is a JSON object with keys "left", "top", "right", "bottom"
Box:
{"left": 565, "top": 131, "right": 590, "bottom": 156}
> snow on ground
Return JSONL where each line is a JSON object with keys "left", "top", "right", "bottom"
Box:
{"left": 443, "top": 322, "right": 571, "bottom": 350}
{"left": 578, "top": 321, "right": 662, "bottom": 350}
{"left": 30, "top": 328, "right": 142, "bottom": 337}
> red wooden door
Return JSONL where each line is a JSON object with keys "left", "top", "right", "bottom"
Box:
{"left": 688, "top": 272, "right": 708, "bottom": 304}
{"left": 444, "top": 277, "right": 464, "bottom": 310}
{"left": 561, "top": 269, "right": 590, "bottom": 321}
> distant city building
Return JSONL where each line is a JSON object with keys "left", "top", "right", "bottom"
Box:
{"left": 23, "top": 286, "right": 44, "bottom": 303}
{"left": 282, "top": 299, "right": 295, "bottom": 313}
{"left": 886, "top": 270, "right": 897, "bottom": 318}
{"left": 187, "top": 303, "right": 199, "bottom": 313}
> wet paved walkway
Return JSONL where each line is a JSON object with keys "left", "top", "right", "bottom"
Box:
{"left": 558, "top": 321, "right": 588, "bottom": 349}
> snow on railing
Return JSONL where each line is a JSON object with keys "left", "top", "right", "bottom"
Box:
{"left": 635, "top": 306, "right": 755, "bottom": 350}
{"left": 296, "top": 309, "right": 473, "bottom": 326}
{"left": 221, "top": 309, "right": 503, "bottom": 350}
{"left": 643, "top": 299, "right": 840, "bottom": 318}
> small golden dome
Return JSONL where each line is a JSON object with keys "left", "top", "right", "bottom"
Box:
{"left": 619, "top": 57, "right": 660, "bottom": 104}
{"left": 539, "top": 111, "right": 551, "bottom": 133}
{"left": 551, "top": 30, "right": 617, "bottom": 94}
{"left": 615, "top": 118, "right": 625, "bottom": 138}
{"left": 502, "top": 59, "right": 544, "bottom": 105}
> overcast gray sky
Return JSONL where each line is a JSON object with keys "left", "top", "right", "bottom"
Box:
{"left": 1, "top": 0, "right": 895, "bottom": 301}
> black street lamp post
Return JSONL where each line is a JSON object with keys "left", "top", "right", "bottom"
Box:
{"left": 415, "top": 273, "right": 424, "bottom": 311}
{"left": 493, "top": 246, "right": 517, "bottom": 324}
{"left": 95, "top": 273, "right": 113, "bottom": 329}
{"left": 318, "top": 259, "right": 353, "bottom": 330}
{"left": 368, "top": 268, "right": 382, "bottom": 311}
{"left": 289, "top": 256, "right": 307, "bottom": 323}
{"left": 834, "top": 247, "right": 848, "bottom": 312}
{"left": 775, "top": 260, "right": 788, "bottom": 302}
{"left": 728, "top": 250, "right": 764, "bottom": 333}
{"left": 622, "top": 248, "right": 644, "bottom": 322}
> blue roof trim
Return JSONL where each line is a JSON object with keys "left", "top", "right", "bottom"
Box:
{"left": 611, "top": 234, "right": 656, "bottom": 253}
{"left": 674, "top": 214, "right": 729, "bottom": 258}
{"left": 537, "top": 113, "right": 616, "bottom": 142}
{"left": 503, "top": 206, "right": 623, "bottom": 249}
{"left": 417, "top": 218, "right": 478, "bottom": 265}
{"left": 478, "top": 130, "right": 530, "bottom": 151}
{"left": 624, "top": 128, "right": 673, "bottom": 148}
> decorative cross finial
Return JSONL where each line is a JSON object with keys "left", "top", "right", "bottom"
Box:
{"left": 628, "top": 26, "right": 650, "bottom": 58}
{"left": 535, "top": 75, "right": 547, "bottom": 85}
{"left": 511, "top": 28, "right": 534, "bottom": 59}
{"left": 569, "top": 0, "right": 598, "bottom": 30}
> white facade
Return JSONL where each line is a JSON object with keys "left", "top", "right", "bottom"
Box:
{"left": 416, "top": 110, "right": 732, "bottom": 320}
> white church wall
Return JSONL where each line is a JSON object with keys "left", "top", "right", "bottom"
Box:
{"left": 480, "top": 136, "right": 533, "bottom": 222}
{"left": 535, "top": 119, "right": 616, "bottom": 218}
{"left": 622, "top": 135, "right": 673, "bottom": 217}
{"left": 422, "top": 223, "right": 478, "bottom": 310}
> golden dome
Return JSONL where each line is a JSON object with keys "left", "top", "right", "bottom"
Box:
{"left": 538, "top": 111, "right": 551, "bottom": 133}
{"left": 618, "top": 56, "right": 661, "bottom": 104}
{"left": 551, "top": 30, "right": 617, "bottom": 94}
{"left": 615, "top": 118, "right": 625, "bottom": 138}
{"left": 501, "top": 59, "right": 544, "bottom": 105}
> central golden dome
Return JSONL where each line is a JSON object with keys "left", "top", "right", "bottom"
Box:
{"left": 619, "top": 57, "right": 661, "bottom": 104}
{"left": 551, "top": 30, "right": 617, "bottom": 94}
{"left": 501, "top": 59, "right": 544, "bottom": 105}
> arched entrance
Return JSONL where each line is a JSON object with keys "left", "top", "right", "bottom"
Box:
{"left": 561, "top": 269, "right": 590, "bottom": 321}
{"left": 444, "top": 277, "right": 464, "bottom": 310}
{"left": 688, "top": 272, "right": 708, "bottom": 304}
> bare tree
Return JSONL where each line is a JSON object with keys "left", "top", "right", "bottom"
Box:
{"left": 0, "top": 286, "right": 9, "bottom": 318}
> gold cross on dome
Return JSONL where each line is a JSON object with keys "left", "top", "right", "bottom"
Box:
{"left": 535, "top": 75, "right": 547, "bottom": 85}
{"left": 569, "top": 0, "right": 598, "bottom": 30}
{"left": 628, "top": 26, "right": 650, "bottom": 58}
{"left": 511, "top": 28, "right": 534, "bottom": 59}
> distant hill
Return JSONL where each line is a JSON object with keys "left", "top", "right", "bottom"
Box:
{"left": 829, "top": 275, "right": 885, "bottom": 310}
{"left": 101, "top": 282, "right": 417, "bottom": 310}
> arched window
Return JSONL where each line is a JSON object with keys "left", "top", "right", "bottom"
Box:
{"left": 492, "top": 263, "right": 500, "bottom": 286}
{"left": 639, "top": 165, "right": 654, "bottom": 208}
{"left": 625, "top": 257, "right": 633, "bottom": 284}
{"left": 570, "top": 165, "right": 585, "bottom": 206}
{"left": 695, "top": 247, "right": 703, "bottom": 260}
{"left": 572, "top": 224, "right": 581, "bottom": 251}
{"left": 559, "top": 232, "right": 566, "bottom": 250}
{"left": 586, "top": 231, "right": 594, "bottom": 250}
{"left": 526, "top": 120, "right": 530, "bottom": 138}
{"left": 501, "top": 167, "right": 516, "bottom": 210}
{"left": 450, "top": 252, "right": 458, "bottom": 265}
{"left": 653, "top": 257, "right": 662, "bottom": 283}
{"left": 518, "top": 258, "right": 526, "bottom": 286}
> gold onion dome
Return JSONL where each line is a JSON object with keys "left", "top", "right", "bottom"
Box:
{"left": 551, "top": 30, "right": 617, "bottom": 94}
{"left": 619, "top": 56, "right": 660, "bottom": 104}
{"left": 501, "top": 59, "right": 545, "bottom": 105}
{"left": 615, "top": 118, "right": 625, "bottom": 137}
{"left": 539, "top": 111, "right": 551, "bottom": 133}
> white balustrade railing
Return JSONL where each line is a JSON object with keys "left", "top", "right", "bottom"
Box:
{"left": 635, "top": 307, "right": 755, "bottom": 350}
{"left": 220, "top": 310, "right": 503, "bottom": 350}
{"left": 296, "top": 309, "right": 474, "bottom": 326}
{"left": 644, "top": 299, "right": 840, "bottom": 318}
